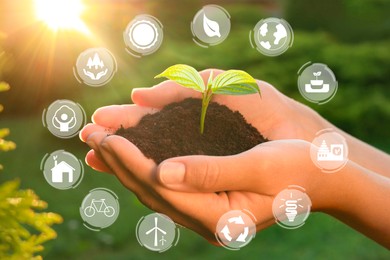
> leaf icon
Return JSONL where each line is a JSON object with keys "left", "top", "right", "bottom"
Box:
{"left": 313, "top": 71, "right": 322, "bottom": 77}
{"left": 203, "top": 13, "right": 221, "bottom": 38}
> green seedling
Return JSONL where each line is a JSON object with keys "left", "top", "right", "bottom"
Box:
{"left": 155, "top": 64, "right": 261, "bottom": 134}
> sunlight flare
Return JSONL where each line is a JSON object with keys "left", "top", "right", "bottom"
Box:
{"left": 34, "top": 0, "right": 89, "bottom": 34}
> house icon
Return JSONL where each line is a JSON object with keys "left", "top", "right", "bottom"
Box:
{"left": 51, "top": 157, "right": 75, "bottom": 183}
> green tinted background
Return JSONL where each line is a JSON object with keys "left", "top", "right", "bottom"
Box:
{"left": 0, "top": 0, "right": 389, "bottom": 259}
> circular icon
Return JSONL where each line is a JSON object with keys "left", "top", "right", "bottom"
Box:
{"left": 191, "top": 5, "right": 231, "bottom": 47}
{"left": 215, "top": 209, "right": 256, "bottom": 250}
{"left": 41, "top": 150, "right": 84, "bottom": 190}
{"left": 80, "top": 188, "right": 120, "bottom": 231}
{"left": 136, "top": 213, "right": 180, "bottom": 252}
{"left": 42, "top": 99, "right": 86, "bottom": 139}
{"left": 74, "top": 48, "right": 117, "bottom": 87}
{"left": 250, "top": 17, "right": 293, "bottom": 56}
{"left": 310, "top": 129, "right": 348, "bottom": 173}
{"left": 298, "top": 62, "right": 338, "bottom": 104}
{"left": 124, "top": 14, "right": 163, "bottom": 57}
{"left": 272, "top": 185, "right": 312, "bottom": 229}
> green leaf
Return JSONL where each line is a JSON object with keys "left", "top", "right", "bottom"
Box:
{"left": 155, "top": 64, "right": 205, "bottom": 92}
{"left": 211, "top": 70, "right": 261, "bottom": 96}
{"left": 212, "top": 83, "right": 260, "bottom": 95}
{"left": 207, "top": 71, "right": 214, "bottom": 88}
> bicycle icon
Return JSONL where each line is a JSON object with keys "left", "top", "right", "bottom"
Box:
{"left": 84, "top": 199, "right": 115, "bottom": 218}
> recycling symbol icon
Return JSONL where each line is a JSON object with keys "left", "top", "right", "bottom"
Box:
{"left": 215, "top": 210, "right": 256, "bottom": 250}
{"left": 220, "top": 216, "right": 248, "bottom": 242}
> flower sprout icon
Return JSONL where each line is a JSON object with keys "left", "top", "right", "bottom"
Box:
{"left": 52, "top": 105, "right": 77, "bottom": 132}
{"left": 83, "top": 53, "right": 108, "bottom": 81}
{"left": 305, "top": 71, "right": 330, "bottom": 93}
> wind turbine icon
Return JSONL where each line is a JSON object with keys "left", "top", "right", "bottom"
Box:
{"left": 145, "top": 217, "right": 167, "bottom": 247}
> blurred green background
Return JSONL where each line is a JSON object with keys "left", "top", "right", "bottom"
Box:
{"left": 0, "top": 0, "right": 389, "bottom": 259}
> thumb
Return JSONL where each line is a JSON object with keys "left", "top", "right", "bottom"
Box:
{"left": 157, "top": 151, "right": 262, "bottom": 192}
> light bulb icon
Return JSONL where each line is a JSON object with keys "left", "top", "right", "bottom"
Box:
{"left": 280, "top": 192, "right": 303, "bottom": 222}
{"left": 285, "top": 198, "right": 300, "bottom": 222}
{"left": 272, "top": 186, "right": 311, "bottom": 229}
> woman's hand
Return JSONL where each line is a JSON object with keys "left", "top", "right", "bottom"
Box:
{"left": 80, "top": 69, "right": 390, "bottom": 248}
{"left": 79, "top": 70, "right": 331, "bottom": 242}
{"left": 130, "top": 69, "right": 329, "bottom": 142}
{"left": 83, "top": 125, "right": 327, "bottom": 243}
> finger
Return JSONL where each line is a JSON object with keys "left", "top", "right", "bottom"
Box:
{"left": 85, "top": 131, "right": 111, "bottom": 159}
{"left": 98, "top": 135, "right": 228, "bottom": 240}
{"left": 92, "top": 105, "right": 158, "bottom": 129}
{"left": 131, "top": 69, "right": 224, "bottom": 108}
{"left": 99, "top": 135, "right": 156, "bottom": 178}
{"left": 156, "top": 146, "right": 266, "bottom": 193}
{"left": 131, "top": 82, "right": 200, "bottom": 108}
{"left": 95, "top": 136, "right": 202, "bottom": 233}
{"left": 85, "top": 149, "right": 113, "bottom": 174}
{"left": 80, "top": 123, "right": 110, "bottom": 142}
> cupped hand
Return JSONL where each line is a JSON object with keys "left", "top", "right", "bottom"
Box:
{"left": 83, "top": 127, "right": 325, "bottom": 243}
{"left": 79, "top": 69, "right": 330, "bottom": 242}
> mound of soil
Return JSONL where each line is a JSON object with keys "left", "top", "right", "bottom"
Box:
{"left": 116, "top": 98, "right": 267, "bottom": 164}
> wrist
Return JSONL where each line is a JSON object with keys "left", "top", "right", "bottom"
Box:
{"left": 310, "top": 161, "right": 362, "bottom": 215}
{"left": 290, "top": 99, "right": 334, "bottom": 142}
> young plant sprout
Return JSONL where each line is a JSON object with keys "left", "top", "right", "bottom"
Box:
{"left": 155, "top": 64, "right": 261, "bottom": 134}
{"left": 313, "top": 71, "right": 321, "bottom": 79}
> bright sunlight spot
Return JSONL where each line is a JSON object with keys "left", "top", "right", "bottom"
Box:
{"left": 34, "top": 0, "right": 89, "bottom": 34}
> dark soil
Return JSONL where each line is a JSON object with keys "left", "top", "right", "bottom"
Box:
{"left": 115, "top": 98, "right": 267, "bottom": 164}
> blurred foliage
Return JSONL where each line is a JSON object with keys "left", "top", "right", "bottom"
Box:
{"left": 0, "top": 60, "right": 62, "bottom": 258}
{"left": 0, "top": 1, "right": 389, "bottom": 258}
{"left": 0, "top": 37, "right": 16, "bottom": 170}
{"left": 133, "top": 29, "right": 390, "bottom": 144}
{"left": 286, "top": 0, "right": 390, "bottom": 42}
{"left": 0, "top": 80, "right": 15, "bottom": 169}
{"left": 0, "top": 179, "right": 63, "bottom": 259}
{"left": 1, "top": 1, "right": 388, "bottom": 145}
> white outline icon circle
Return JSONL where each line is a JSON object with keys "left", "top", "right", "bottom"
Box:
{"left": 42, "top": 99, "right": 86, "bottom": 139}
{"left": 215, "top": 209, "right": 256, "bottom": 250}
{"left": 250, "top": 17, "right": 293, "bottom": 56}
{"left": 310, "top": 129, "right": 349, "bottom": 173}
{"left": 298, "top": 62, "right": 338, "bottom": 104}
{"left": 80, "top": 188, "right": 120, "bottom": 231}
{"left": 191, "top": 5, "right": 231, "bottom": 47}
{"left": 41, "top": 150, "right": 84, "bottom": 190}
{"left": 129, "top": 20, "right": 158, "bottom": 49}
{"left": 74, "top": 48, "right": 117, "bottom": 87}
{"left": 272, "top": 185, "right": 312, "bottom": 229}
{"left": 124, "top": 14, "right": 163, "bottom": 57}
{"left": 136, "top": 213, "right": 180, "bottom": 252}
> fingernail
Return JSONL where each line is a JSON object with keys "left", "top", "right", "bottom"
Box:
{"left": 159, "top": 162, "right": 185, "bottom": 185}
